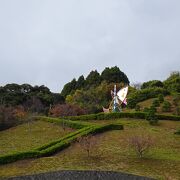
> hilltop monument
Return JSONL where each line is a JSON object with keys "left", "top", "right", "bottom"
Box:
{"left": 103, "top": 85, "right": 128, "bottom": 113}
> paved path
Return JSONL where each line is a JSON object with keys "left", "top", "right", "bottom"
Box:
{"left": 6, "top": 170, "right": 154, "bottom": 180}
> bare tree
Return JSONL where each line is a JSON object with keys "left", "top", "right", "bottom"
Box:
{"left": 77, "top": 134, "right": 100, "bottom": 157}
{"left": 128, "top": 133, "right": 154, "bottom": 158}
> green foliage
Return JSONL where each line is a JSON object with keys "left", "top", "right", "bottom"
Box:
{"left": 162, "top": 101, "right": 171, "bottom": 112}
{"left": 128, "top": 87, "right": 169, "bottom": 108}
{"left": 174, "top": 129, "right": 180, "bottom": 135}
{"left": 145, "top": 110, "right": 158, "bottom": 125}
{"left": 172, "top": 94, "right": 180, "bottom": 107}
{"left": 135, "top": 104, "right": 141, "bottom": 111}
{"left": 76, "top": 75, "right": 85, "bottom": 89}
{"left": 101, "top": 66, "right": 129, "bottom": 84}
{"left": 158, "top": 94, "right": 164, "bottom": 103}
{"left": 0, "top": 116, "right": 123, "bottom": 165}
{"left": 150, "top": 105, "right": 157, "bottom": 113}
{"left": 61, "top": 79, "right": 77, "bottom": 98}
{"left": 61, "top": 66, "right": 130, "bottom": 112}
{"left": 85, "top": 70, "right": 101, "bottom": 88}
{"left": 152, "top": 99, "right": 160, "bottom": 107}
{"left": 66, "top": 81, "right": 112, "bottom": 114}
{"left": 164, "top": 72, "right": 180, "bottom": 93}
{"left": 141, "top": 80, "right": 164, "bottom": 89}
{"left": 64, "top": 112, "right": 180, "bottom": 121}
{"left": 143, "top": 107, "right": 150, "bottom": 113}
{"left": 0, "top": 84, "right": 64, "bottom": 114}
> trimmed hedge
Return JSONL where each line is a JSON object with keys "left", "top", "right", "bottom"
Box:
{"left": 63, "top": 112, "right": 180, "bottom": 121}
{"left": 0, "top": 151, "right": 40, "bottom": 165}
{"left": 36, "top": 116, "right": 91, "bottom": 129}
{"left": 0, "top": 118, "right": 123, "bottom": 165}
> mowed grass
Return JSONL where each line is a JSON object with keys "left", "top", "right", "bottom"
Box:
{"left": 0, "top": 120, "right": 73, "bottom": 155}
{"left": 0, "top": 119, "right": 179, "bottom": 179}
{"left": 137, "top": 95, "right": 178, "bottom": 115}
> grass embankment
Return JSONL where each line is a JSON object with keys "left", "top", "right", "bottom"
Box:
{"left": 0, "top": 121, "right": 72, "bottom": 156}
{"left": 0, "top": 118, "right": 179, "bottom": 179}
{"left": 138, "top": 95, "right": 178, "bottom": 115}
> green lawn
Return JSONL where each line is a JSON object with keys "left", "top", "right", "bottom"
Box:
{"left": 0, "top": 120, "right": 73, "bottom": 156}
{"left": 0, "top": 119, "right": 179, "bottom": 179}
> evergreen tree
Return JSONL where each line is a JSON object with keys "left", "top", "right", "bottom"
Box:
{"left": 85, "top": 70, "right": 101, "bottom": 87}
{"left": 76, "top": 75, "right": 85, "bottom": 89}
{"left": 101, "top": 66, "right": 129, "bottom": 84}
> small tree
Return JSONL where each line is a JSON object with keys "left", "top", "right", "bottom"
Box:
{"left": 77, "top": 135, "right": 100, "bottom": 157}
{"left": 146, "top": 109, "right": 158, "bottom": 125}
{"left": 143, "top": 107, "right": 149, "bottom": 113}
{"left": 162, "top": 101, "right": 171, "bottom": 112}
{"left": 128, "top": 133, "right": 154, "bottom": 158}
{"left": 152, "top": 99, "right": 160, "bottom": 107}
{"left": 150, "top": 105, "right": 157, "bottom": 113}
{"left": 158, "top": 94, "right": 164, "bottom": 103}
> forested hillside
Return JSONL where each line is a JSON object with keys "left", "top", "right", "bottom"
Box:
{"left": 0, "top": 67, "right": 179, "bottom": 130}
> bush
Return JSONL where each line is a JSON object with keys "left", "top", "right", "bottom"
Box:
{"left": 174, "top": 129, "right": 180, "bottom": 135}
{"left": 135, "top": 105, "right": 141, "bottom": 111}
{"left": 128, "top": 87, "right": 169, "bottom": 108}
{"left": 172, "top": 94, "right": 180, "bottom": 107}
{"left": 145, "top": 110, "right": 158, "bottom": 125}
{"left": 158, "top": 94, "right": 164, "bottom": 103}
{"left": 162, "top": 101, "right": 171, "bottom": 112}
{"left": 49, "top": 104, "right": 87, "bottom": 117}
{"left": 152, "top": 99, "right": 160, "bottom": 107}
{"left": 150, "top": 105, "right": 157, "bottom": 113}
{"left": 143, "top": 107, "right": 150, "bottom": 113}
{"left": 64, "top": 112, "right": 180, "bottom": 121}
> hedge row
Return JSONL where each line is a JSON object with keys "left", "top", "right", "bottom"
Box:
{"left": 0, "top": 119, "right": 123, "bottom": 165}
{"left": 36, "top": 116, "right": 91, "bottom": 129}
{"left": 63, "top": 112, "right": 180, "bottom": 121}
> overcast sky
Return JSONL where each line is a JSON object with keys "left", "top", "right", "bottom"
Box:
{"left": 0, "top": 0, "right": 180, "bottom": 92}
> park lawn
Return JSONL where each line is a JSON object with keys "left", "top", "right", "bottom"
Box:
{"left": 0, "top": 119, "right": 179, "bottom": 179}
{"left": 0, "top": 120, "right": 73, "bottom": 156}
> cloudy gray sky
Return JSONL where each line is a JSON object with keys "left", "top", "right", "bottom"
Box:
{"left": 0, "top": 0, "right": 180, "bottom": 92}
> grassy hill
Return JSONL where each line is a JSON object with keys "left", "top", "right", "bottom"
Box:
{"left": 0, "top": 117, "right": 179, "bottom": 179}
{"left": 0, "top": 121, "right": 73, "bottom": 156}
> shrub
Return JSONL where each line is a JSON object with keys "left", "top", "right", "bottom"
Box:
{"left": 128, "top": 87, "right": 169, "bottom": 108}
{"left": 128, "top": 132, "right": 154, "bottom": 158}
{"left": 64, "top": 112, "right": 180, "bottom": 121}
{"left": 145, "top": 110, "right": 158, "bottom": 125}
{"left": 150, "top": 105, "right": 157, "bottom": 113}
{"left": 172, "top": 94, "right": 180, "bottom": 107}
{"left": 49, "top": 104, "right": 86, "bottom": 117}
{"left": 152, "top": 99, "right": 160, "bottom": 107}
{"left": 135, "top": 105, "right": 141, "bottom": 111}
{"left": 174, "top": 129, "right": 180, "bottom": 135}
{"left": 162, "top": 101, "right": 171, "bottom": 112}
{"left": 158, "top": 94, "right": 164, "bottom": 103}
{"left": 143, "top": 107, "right": 150, "bottom": 113}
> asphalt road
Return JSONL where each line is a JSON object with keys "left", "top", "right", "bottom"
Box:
{"left": 6, "top": 170, "right": 154, "bottom": 180}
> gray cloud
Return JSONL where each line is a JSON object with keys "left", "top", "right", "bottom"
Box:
{"left": 0, "top": 0, "right": 180, "bottom": 92}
